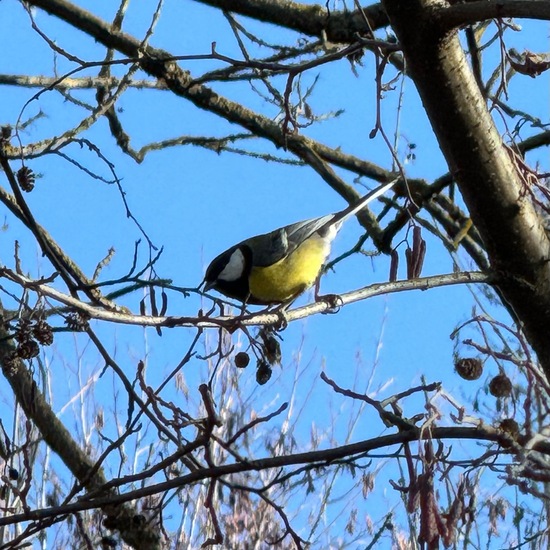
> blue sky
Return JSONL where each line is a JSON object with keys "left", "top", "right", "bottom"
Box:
{"left": 1, "top": 0, "right": 549, "bottom": 546}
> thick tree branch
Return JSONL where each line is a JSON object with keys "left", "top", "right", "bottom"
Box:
{"left": 0, "top": 304, "right": 161, "bottom": 549}
{"left": 191, "top": 0, "right": 389, "bottom": 43}
{"left": 382, "top": 0, "right": 550, "bottom": 375}
{"left": 191, "top": 0, "right": 550, "bottom": 42}
{"left": 437, "top": 0, "right": 550, "bottom": 29}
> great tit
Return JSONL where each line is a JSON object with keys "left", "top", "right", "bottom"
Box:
{"left": 203, "top": 179, "right": 396, "bottom": 305}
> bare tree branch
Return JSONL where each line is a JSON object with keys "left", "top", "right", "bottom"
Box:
{"left": 0, "top": 267, "right": 490, "bottom": 330}
{"left": 0, "top": 424, "right": 519, "bottom": 528}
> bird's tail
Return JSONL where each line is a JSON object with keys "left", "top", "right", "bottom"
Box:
{"left": 329, "top": 177, "right": 399, "bottom": 229}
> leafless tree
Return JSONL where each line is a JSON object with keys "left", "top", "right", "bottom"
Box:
{"left": 0, "top": 0, "right": 549, "bottom": 548}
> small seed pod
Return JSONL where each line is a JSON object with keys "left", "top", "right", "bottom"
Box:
{"left": 454, "top": 357, "right": 483, "bottom": 380}
{"left": 15, "top": 318, "right": 33, "bottom": 343}
{"left": 17, "top": 339, "right": 39, "bottom": 359}
{"left": 256, "top": 361, "right": 272, "bottom": 385}
{"left": 1, "top": 125, "right": 12, "bottom": 140}
{"left": 17, "top": 166, "right": 36, "bottom": 192}
{"left": 489, "top": 374, "right": 512, "bottom": 398}
{"left": 33, "top": 319, "right": 54, "bottom": 346}
{"left": 235, "top": 352, "right": 250, "bottom": 369}
{"left": 65, "top": 312, "right": 90, "bottom": 332}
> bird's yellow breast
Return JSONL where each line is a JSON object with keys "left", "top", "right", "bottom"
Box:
{"left": 249, "top": 235, "right": 330, "bottom": 303}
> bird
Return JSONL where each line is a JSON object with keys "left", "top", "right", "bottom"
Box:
{"left": 203, "top": 179, "right": 397, "bottom": 306}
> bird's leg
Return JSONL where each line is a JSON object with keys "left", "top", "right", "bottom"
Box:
{"left": 313, "top": 275, "right": 322, "bottom": 301}
{"left": 269, "top": 301, "right": 292, "bottom": 331}
{"left": 314, "top": 274, "right": 343, "bottom": 313}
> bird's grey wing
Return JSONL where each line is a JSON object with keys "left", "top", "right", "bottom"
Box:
{"left": 248, "top": 214, "right": 335, "bottom": 267}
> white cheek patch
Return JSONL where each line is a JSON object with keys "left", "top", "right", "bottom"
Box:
{"left": 218, "top": 248, "right": 246, "bottom": 282}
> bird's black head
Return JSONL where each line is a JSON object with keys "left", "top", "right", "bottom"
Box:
{"left": 203, "top": 244, "right": 254, "bottom": 303}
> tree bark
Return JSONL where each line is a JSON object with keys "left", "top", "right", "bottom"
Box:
{"left": 382, "top": 0, "right": 550, "bottom": 374}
